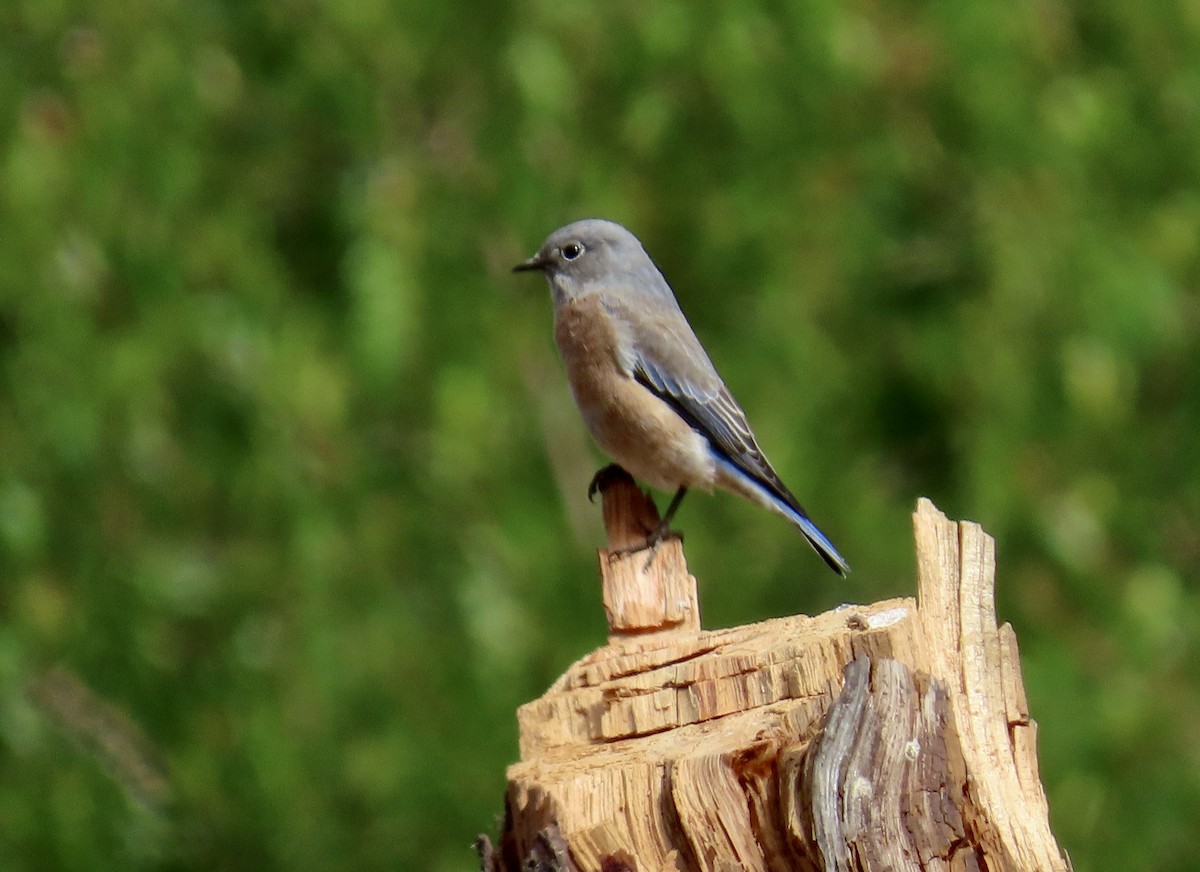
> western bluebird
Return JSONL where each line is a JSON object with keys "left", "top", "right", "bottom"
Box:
{"left": 515, "top": 219, "right": 849, "bottom": 575}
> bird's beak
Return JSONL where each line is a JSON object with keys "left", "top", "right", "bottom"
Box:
{"left": 513, "top": 253, "right": 548, "bottom": 273}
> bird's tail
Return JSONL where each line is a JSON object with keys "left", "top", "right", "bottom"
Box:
{"left": 772, "top": 498, "right": 850, "bottom": 576}
{"left": 713, "top": 457, "right": 850, "bottom": 576}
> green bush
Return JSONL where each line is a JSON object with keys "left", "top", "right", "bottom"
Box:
{"left": 1, "top": 1, "right": 1197, "bottom": 869}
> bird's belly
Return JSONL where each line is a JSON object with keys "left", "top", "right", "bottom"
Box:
{"left": 555, "top": 299, "right": 714, "bottom": 492}
{"left": 575, "top": 377, "right": 714, "bottom": 491}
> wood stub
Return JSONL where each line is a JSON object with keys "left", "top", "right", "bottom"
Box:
{"left": 592, "top": 465, "right": 701, "bottom": 638}
{"left": 494, "top": 499, "right": 1071, "bottom": 872}
{"left": 599, "top": 538, "right": 699, "bottom": 638}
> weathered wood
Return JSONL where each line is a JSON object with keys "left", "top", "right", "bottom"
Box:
{"left": 486, "top": 488, "right": 1070, "bottom": 872}
{"left": 913, "top": 500, "right": 1064, "bottom": 872}
{"left": 792, "top": 655, "right": 969, "bottom": 871}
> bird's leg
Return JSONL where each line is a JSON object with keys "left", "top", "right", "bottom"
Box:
{"left": 608, "top": 486, "right": 688, "bottom": 568}
{"left": 588, "top": 466, "right": 687, "bottom": 565}
{"left": 659, "top": 486, "right": 688, "bottom": 529}
{"left": 636, "top": 486, "right": 688, "bottom": 570}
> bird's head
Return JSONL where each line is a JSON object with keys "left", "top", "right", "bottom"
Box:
{"left": 514, "top": 219, "right": 668, "bottom": 306}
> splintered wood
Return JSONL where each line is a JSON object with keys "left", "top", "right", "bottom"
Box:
{"left": 493, "top": 482, "right": 1070, "bottom": 872}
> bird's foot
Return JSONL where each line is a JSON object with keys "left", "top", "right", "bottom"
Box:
{"left": 609, "top": 523, "right": 682, "bottom": 556}
{"left": 587, "top": 465, "right": 684, "bottom": 569}
{"left": 587, "top": 463, "right": 632, "bottom": 502}
{"left": 609, "top": 522, "right": 683, "bottom": 571}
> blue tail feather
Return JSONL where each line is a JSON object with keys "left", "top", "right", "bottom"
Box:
{"left": 773, "top": 497, "right": 850, "bottom": 576}
{"left": 712, "top": 456, "right": 849, "bottom": 576}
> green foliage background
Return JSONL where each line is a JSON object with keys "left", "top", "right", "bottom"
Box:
{"left": 2, "top": 1, "right": 1199, "bottom": 869}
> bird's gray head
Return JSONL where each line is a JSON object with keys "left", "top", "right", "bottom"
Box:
{"left": 513, "top": 219, "right": 671, "bottom": 307}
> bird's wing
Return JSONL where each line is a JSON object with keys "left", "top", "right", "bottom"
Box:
{"left": 604, "top": 297, "right": 802, "bottom": 513}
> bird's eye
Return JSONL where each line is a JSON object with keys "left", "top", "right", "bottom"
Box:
{"left": 561, "top": 242, "right": 584, "bottom": 261}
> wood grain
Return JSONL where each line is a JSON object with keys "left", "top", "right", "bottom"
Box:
{"left": 487, "top": 487, "right": 1070, "bottom": 872}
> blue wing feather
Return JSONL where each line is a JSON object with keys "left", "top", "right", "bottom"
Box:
{"left": 602, "top": 296, "right": 848, "bottom": 575}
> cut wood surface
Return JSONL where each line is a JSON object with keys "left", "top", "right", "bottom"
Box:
{"left": 485, "top": 473, "right": 1070, "bottom": 872}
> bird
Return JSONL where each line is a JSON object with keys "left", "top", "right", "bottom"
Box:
{"left": 514, "top": 218, "right": 848, "bottom": 575}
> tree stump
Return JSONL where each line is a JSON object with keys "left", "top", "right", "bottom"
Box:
{"left": 480, "top": 470, "right": 1071, "bottom": 872}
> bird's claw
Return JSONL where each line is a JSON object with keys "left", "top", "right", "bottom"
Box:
{"left": 587, "top": 463, "right": 630, "bottom": 503}
{"left": 609, "top": 522, "right": 683, "bottom": 570}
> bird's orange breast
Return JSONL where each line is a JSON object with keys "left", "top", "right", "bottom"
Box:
{"left": 553, "top": 296, "right": 714, "bottom": 491}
